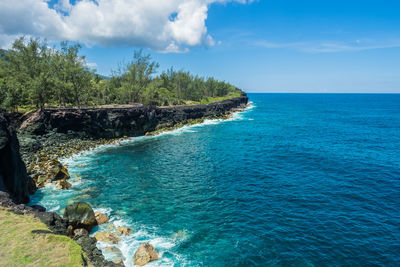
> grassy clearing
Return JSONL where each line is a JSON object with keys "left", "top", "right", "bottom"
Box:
{"left": 0, "top": 208, "right": 84, "bottom": 267}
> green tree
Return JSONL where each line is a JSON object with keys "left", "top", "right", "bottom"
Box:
{"left": 122, "top": 49, "right": 159, "bottom": 103}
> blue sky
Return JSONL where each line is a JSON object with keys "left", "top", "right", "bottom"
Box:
{"left": 1, "top": 0, "right": 400, "bottom": 92}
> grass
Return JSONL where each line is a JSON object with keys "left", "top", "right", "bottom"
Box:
{"left": 0, "top": 208, "right": 85, "bottom": 267}
{"left": 184, "top": 92, "right": 242, "bottom": 105}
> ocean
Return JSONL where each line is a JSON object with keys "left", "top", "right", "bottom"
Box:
{"left": 30, "top": 93, "right": 400, "bottom": 266}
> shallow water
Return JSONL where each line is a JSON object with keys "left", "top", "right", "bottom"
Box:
{"left": 31, "top": 94, "right": 400, "bottom": 266}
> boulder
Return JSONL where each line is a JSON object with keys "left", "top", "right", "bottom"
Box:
{"left": 134, "top": 243, "right": 158, "bottom": 266}
{"left": 57, "top": 179, "right": 72, "bottom": 190}
{"left": 94, "top": 232, "right": 121, "bottom": 244}
{"left": 117, "top": 226, "right": 131, "bottom": 236}
{"left": 45, "top": 159, "right": 70, "bottom": 181}
{"left": 95, "top": 211, "right": 109, "bottom": 225}
{"left": 74, "top": 228, "right": 89, "bottom": 237}
{"left": 104, "top": 246, "right": 125, "bottom": 262}
{"left": 113, "top": 259, "right": 123, "bottom": 265}
{"left": 63, "top": 202, "right": 97, "bottom": 231}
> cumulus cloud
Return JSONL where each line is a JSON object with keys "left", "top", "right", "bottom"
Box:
{"left": 0, "top": 0, "right": 252, "bottom": 52}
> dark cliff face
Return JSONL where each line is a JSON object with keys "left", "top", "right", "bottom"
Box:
{"left": 20, "top": 95, "right": 248, "bottom": 139}
{"left": 0, "top": 110, "right": 34, "bottom": 203}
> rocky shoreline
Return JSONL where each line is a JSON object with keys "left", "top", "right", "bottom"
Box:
{"left": 0, "top": 94, "right": 248, "bottom": 266}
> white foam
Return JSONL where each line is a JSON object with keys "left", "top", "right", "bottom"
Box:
{"left": 45, "top": 102, "right": 256, "bottom": 266}
{"left": 93, "top": 207, "right": 113, "bottom": 217}
{"left": 61, "top": 102, "right": 256, "bottom": 164}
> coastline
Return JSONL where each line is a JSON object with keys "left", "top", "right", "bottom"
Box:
{"left": 31, "top": 102, "right": 253, "bottom": 266}
{"left": 12, "top": 96, "right": 249, "bottom": 266}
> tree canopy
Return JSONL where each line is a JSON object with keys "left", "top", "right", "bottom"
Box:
{"left": 0, "top": 37, "right": 242, "bottom": 111}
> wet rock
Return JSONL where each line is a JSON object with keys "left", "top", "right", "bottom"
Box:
{"left": 45, "top": 159, "right": 70, "bottom": 181}
{"left": 63, "top": 202, "right": 97, "bottom": 231}
{"left": 117, "top": 226, "right": 131, "bottom": 236}
{"left": 134, "top": 243, "right": 159, "bottom": 266}
{"left": 114, "top": 259, "right": 124, "bottom": 265}
{"left": 71, "top": 176, "right": 82, "bottom": 182}
{"left": 94, "top": 232, "right": 121, "bottom": 244}
{"left": 74, "top": 235, "right": 121, "bottom": 266}
{"left": 30, "top": 204, "right": 46, "bottom": 212}
{"left": 104, "top": 246, "right": 125, "bottom": 262}
{"left": 57, "top": 179, "right": 72, "bottom": 190}
{"left": 95, "top": 211, "right": 110, "bottom": 225}
{"left": 74, "top": 228, "right": 89, "bottom": 237}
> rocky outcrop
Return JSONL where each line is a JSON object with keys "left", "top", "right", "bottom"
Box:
{"left": 95, "top": 211, "right": 110, "bottom": 225}
{"left": 134, "top": 243, "right": 159, "bottom": 266}
{"left": 94, "top": 232, "right": 121, "bottom": 244}
{"left": 63, "top": 202, "right": 97, "bottom": 231}
{"left": 0, "top": 192, "right": 121, "bottom": 266}
{"left": 18, "top": 94, "right": 248, "bottom": 139}
{"left": 0, "top": 110, "right": 35, "bottom": 203}
{"left": 117, "top": 226, "right": 131, "bottom": 236}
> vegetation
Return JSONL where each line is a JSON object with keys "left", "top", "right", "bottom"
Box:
{"left": 0, "top": 208, "right": 84, "bottom": 266}
{"left": 0, "top": 37, "right": 242, "bottom": 111}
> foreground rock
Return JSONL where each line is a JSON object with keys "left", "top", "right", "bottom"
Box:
{"left": 134, "top": 243, "right": 159, "bottom": 266}
{"left": 95, "top": 211, "right": 110, "bottom": 225}
{"left": 0, "top": 192, "right": 122, "bottom": 266}
{"left": 63, "top": 202, "right": 97, "bottom": 231}
{"left": 94, "top": 231, "right": 121, "bottom": 244}
{"left": 0, "top": 110, "right": 35, "bottom": 203}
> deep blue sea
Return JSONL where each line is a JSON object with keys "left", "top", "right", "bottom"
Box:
{"left": 31, "top": 94, "right": 400, "bottom": 266}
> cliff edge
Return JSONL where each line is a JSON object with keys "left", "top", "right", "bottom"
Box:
{"left": 0, "top": 110, "right": 35, "bottom": 203}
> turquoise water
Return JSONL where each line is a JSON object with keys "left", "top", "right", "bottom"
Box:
{"left": 31, "top": 94, "right": 400, "bottom": 266}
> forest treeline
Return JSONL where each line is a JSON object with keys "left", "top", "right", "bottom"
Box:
{"left": 0, "top": 37, "right": 241, "bottom": 111}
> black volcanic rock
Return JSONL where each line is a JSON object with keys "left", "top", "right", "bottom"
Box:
{"left": 64, "top": 202, "right": 97, "bottom": 231}
{"left": 18, "top": 95, "right": 248, "bottom": 139}
{"left": 0, "top": 109, "right": 35, "bottom": 203}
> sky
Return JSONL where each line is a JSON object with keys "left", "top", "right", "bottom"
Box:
{"left": 0, "top": 0, "right": 399, "bottom": 93}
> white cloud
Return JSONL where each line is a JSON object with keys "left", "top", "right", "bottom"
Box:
{"left": 0, "top": 0, "right": 252, "bottom": 52}
{"left": 254, "top": 39, "right": 400, "bottom": 53}
{"left": 85, "top": 62, "right": 98, "bottom": 68}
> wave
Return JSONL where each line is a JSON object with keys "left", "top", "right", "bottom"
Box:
{"left": 92, "top": 209, "right": 188, "bottom": 267}
{"left": 34, "top": 101, "right": 256, "bottom": 267}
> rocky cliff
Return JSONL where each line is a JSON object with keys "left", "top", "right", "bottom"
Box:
{"left": 0, "top": 110, "right": 34, "bottom": 203}
{"left": 19, "top": 94, "right": 248, "bottom": 138}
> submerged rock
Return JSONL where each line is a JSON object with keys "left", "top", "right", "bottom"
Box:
{"left": 104, "top": 246, "right": 125, "bottom": 262}
{"left": 63, "top": 202, "right": 97, "bottom": 231}
{"left": 134, "top": 243, "right": 159, "bottom": 266}
{"left": 95, "top": 211, "right": 110, "bottom": 225}
{"left": 117, "top": 226, "right": 131, "bottom": 236}
{"left": 94, "top": 232, "right": 121, "bottom": 244}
